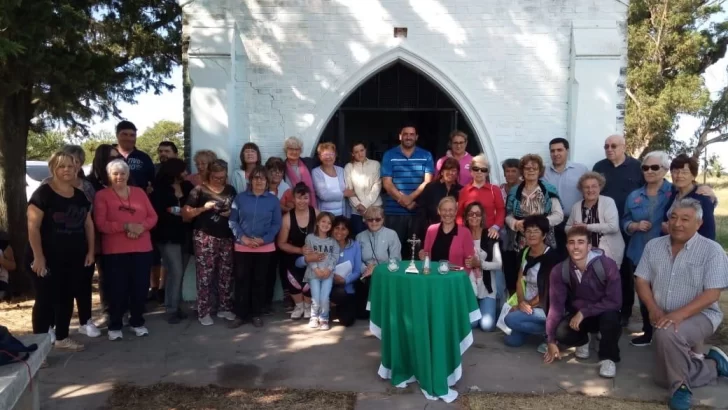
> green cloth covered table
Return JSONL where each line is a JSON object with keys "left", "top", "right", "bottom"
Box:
{"left": 367, "top": 261, "right": 481, "bottom": 402}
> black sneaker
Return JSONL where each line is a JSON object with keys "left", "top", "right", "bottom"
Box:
{"left": 176, "top": 309, "right": 188, "bottom": 320}
{"left": 252, "top": 317, "right": 264, "bottom": 328}
{"left": 630, "top": 334, "right": 652, "bottom": 347}
{"left": 620, "top": 316, "right": 630, "bottom": 327}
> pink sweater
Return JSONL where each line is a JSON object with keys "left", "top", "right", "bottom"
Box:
{"left": 423, "top": 223, "right": 475, "bottom": 268}
{"left": 94, "top": 186, "right": 158, "bottom": 255}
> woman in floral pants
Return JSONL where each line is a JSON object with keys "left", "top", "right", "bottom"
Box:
{"left": 182, "top": 160, "right": 237, "bottom": 326}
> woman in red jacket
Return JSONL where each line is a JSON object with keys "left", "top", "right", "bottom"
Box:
{"left": 456, "top": 154, "right": 505, "bottom": 240}
{"left": 419, "top": 196, "right": 474, "bottom": 269}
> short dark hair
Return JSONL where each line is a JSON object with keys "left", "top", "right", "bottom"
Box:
{"left": 519, "top": 154, "right": 545, "bottom": 178}
{"left": 440, "top": 157, "right": 460, "bottom": 175}
{"left": 158, "top": 141, "right": 178, "bottom": 154}
{"left": 333, "top": 216, "right": 354, "bottom": 241}
{"left": 239, "top": 142, "right": 262, "bottom": 170}
{"left": 116, "top": 120, "right": 137, "bottom": 134}
{"left": 156, "top": 158, "right": 187, "bottom": 185}
{"left": 670, "top": 154, "right": 699, "bottom": 178}
{"left": 400, "top": 124, "right": 417, "bottom": 134}
{"left": 549, "top": 138, "right": 569, "bottom": 150}
{"left": 293, "top": 181, "right": 311, "bottom": 197}
{"left": 502, "top": 158, "right": 520, "bottom": 170}
{"left": 265, "top": 156, "right": 286, "bottom": 173}
{"left": 522, "top": 215, "right": 549, "bottom": 236}
{"left": 567, "top": 225, "right": 590, "bottom": 240}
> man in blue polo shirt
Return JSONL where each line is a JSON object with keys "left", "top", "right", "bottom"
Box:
{"left": 381, "top": 124, "right": 434, "bottom": 260}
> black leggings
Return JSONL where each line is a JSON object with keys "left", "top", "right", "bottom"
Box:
{"left": 32, "top": 257, "right": 85, "bottom": 340}
{"left": 281, "top": 253, "right": 311, "bottom": 297}
{"left": 234, "top": 252, "right": 273, "bottom": 319}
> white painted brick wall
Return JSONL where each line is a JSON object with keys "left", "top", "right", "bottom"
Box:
{"left": 185, "top": 0, "right": 628, "bottom": 181}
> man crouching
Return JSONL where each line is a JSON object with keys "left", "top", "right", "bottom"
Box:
{"left": 543, "top": 225, "right": 622, "bottom": 379}
{"left": 634, "top": 198, "right": 728, "bottom": 410}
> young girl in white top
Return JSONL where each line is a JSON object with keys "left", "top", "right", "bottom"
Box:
{"left": 303, "top": 212, "right": 340, "bottom": 330}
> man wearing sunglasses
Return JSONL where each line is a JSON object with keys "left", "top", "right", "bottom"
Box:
{"left": 543, "top": 137, "right": 588, "bottom": 257}
{"left": 592, "top": 135, "right": 644, "bottom": 223}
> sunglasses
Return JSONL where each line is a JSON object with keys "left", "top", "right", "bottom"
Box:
{"left": 604, "top": 144, "right": 620, "bottom": 150}
{"left": 641, "top": 164, "right": 661, "bottom": 172}
{"left": 366, "top": 217, "right": 383, "bottom": 223}
{"left": 471, "top": 166, "right": 489, "bottom": 173}
{"left": 467, "top": 212, "right": 482, "bottom": 218}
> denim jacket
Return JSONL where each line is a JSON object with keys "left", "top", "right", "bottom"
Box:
{"left": 621, "top": 180, "right": 673, "bottom": 265}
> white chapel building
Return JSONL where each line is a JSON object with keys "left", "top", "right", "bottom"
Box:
{"left": 185, "top": 0, "right": 627, "bottom": 182}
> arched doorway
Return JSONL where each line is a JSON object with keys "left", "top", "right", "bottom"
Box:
{"left": 317, "top": 61, "right": 482, "bottom": 163}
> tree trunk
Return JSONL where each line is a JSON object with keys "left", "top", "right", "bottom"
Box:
{"left": 0, "top": 89, "right": 34, "bottom": 297}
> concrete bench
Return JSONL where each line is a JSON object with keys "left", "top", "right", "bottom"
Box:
{"left": 0, "top": 334, "right": 51, "bottom": 410}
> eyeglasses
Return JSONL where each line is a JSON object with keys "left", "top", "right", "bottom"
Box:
{"left": 471, "top": 166, "right": 489, "bottom": 173}
{"left": 269, "top": 169, "right": 283, "bottom": 175}
{"left": 365, "top": 217, "right": 383, "bottom": 223}
{"left": 524, "top": 229, "right": 542, "bottom": 235}
{"left": 604, "top": 144, "right": 620, "bottom": 150}
{"left": 451, "top": 141, "right": 466, "bottom": 146}
{"left": 252, "top": 175, "right": 267, "bottom": 181}
{"left": 523, "top": 167, "right": 539, "bottom": 172}
{"left": 641, "top": 164, "right": 661, "bottom": 172}
{"left": 467, "top": 212, "right": 482, "bottom": 218}
{"left": 671, "top": 168, "right": 693, "bottom": 176}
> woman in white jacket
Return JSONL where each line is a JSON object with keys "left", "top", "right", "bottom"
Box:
{"left": 566, "top": 172, "right": 624, "bottom": 266}
{"left": 344, "top": 142, "right": 382, "bottom": 235}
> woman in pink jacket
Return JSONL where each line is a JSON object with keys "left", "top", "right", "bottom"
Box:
{"left": 419, "top": 196, "right": 474, "bottom": 269}
{"left": 94, "top": 159, "right": 158, "bottom": 341}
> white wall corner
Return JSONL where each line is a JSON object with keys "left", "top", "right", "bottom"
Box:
{"left": 568, "top": 22, "right": 624, "bottom": 168}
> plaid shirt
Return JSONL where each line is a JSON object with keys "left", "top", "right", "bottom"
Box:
{"left": 635, "top": 233, "right": 728, "bottom": 331}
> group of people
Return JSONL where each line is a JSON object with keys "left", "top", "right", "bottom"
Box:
{"left": 25, "top": 120, "right": 728, "bottom": 410}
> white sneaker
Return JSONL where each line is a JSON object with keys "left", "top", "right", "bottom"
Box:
{"left": 303, "top": 303, "right": 312, "bottom": 319}
{"left": 308, "top": 317, "right": 319, "bottom": 328}
{"left": 319, "top": 320, "right": 330, "bottom": 331}
{"left": 216, "top": 311, "right": 236, "bottom": 321}
{"left": 132, "top": 326, "right": 149, "bottom": 337}
{"left": 599, "top": 359, "right": 616, "bottom": 378}
{"left": 54, "top": 338, "right": 85, "bottom": 351}
{"left": 108, "top": 330, "right": 123, "bottom": 341}
{"left": 198, "top": 314, "right": 214, "bottom": 326}
{"left": 290, "top": 303, "right": 304, "bottom": 320}
{"left": 48, "top": 326, "right": 56, "bottom": 345}
{"left": 78, "top": 320, "right": 101, "bottom": 338}
{"left": 575, "top": 342, "right": 591, "bottom": 359}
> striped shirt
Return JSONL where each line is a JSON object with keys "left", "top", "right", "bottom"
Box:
{"left": 381, "top": 145, "right": 434, "bottom": 215}
{"left": 635, "top": 233, "right": 728, "bottom": 331}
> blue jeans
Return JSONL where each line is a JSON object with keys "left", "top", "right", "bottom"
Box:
{"left": 494, "top": 270, "right": 506, "bottom": 308}
{"left": 472, "top": 297, "right": 497, "bottom": 332}
{"left": 503, "top": 308, "right": 546, "bottom": 347}
{"left": 309, "top": 276, "right": 334, "bottom": 320}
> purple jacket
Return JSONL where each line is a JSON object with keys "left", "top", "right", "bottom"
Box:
{"left": 546, "top": 249, "right": 622, "bottom": 343}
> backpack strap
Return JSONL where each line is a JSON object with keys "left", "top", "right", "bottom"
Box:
{"left": 561, "top": 261, "right": 571, "bottom": 292}
{"left": 593, "top": 257, "right": 607, "bottom": 287}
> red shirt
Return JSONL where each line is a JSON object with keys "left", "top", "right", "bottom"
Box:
{"left": 456, "top": 183, "right": 505, "bottom": 229}
{"left": 94, "top": 186, "right": 158, "bottom": 255}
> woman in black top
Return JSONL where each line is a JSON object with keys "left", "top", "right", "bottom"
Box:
{"left": 182, "top": 160, "right": 237, "bottom": 326}
{"left": 28, "top": 151, "right": 94, "bottom": 352}
{"left": 87, "top": 144, "right": 121, "bottom": 192}
{"left": 151, "top": 158, "right": 194, "bottom": 324}
{"left": 276, "top": 182, "right": 318, "bottom": 320}
{"left": 415, "top": 157, "right": 462, "bottom": 238}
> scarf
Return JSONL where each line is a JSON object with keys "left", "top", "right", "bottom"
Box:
{"left": 285, "top": 159, "right": 317, "bottom": 208}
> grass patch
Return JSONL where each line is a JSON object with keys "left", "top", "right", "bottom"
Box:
{"left": 107, "top": 383, "right": 357, "bottom": 410}
{"left": 462, "top": 392, "right": 711, "bottom": 410}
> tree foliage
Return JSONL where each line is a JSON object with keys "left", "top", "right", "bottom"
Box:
{"left": 136, "top": 120, "right": 184, "bottom": 163}
{"left": 692, "top": 73, "right": 728, "bottom": 157}
{"left": 0, "top": 0, "right": 181, "bottom": 295}
{"left": 626, "top": 0, "right": 728, "bottom": 155}
{"left": 26, "top": 130, "right": 66, "bottom": 160}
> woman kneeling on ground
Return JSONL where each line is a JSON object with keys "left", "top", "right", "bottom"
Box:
{"left": 502, "top": 215, "right": 560, "bottom": 352}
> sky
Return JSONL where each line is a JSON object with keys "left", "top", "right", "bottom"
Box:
{"left": 91, "top": 66, "right": 183, "bottom": 135}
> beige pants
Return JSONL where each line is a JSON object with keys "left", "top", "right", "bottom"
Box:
{"left": 653, "top": 313, "right": 718, "bottom": 394}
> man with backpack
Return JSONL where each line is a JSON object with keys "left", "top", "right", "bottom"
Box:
{"left": 543, "top": 225, "right": 622, "bottom": 379}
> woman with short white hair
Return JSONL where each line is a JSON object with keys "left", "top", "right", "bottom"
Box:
{"left": 566, "top": 172, "right": 624, "bottom": 265}
{"left": 282, "top": 136, "right": 317, "bottom": 208}
{"left": 94, "top": 159, "right": 158, "bottom": 341}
